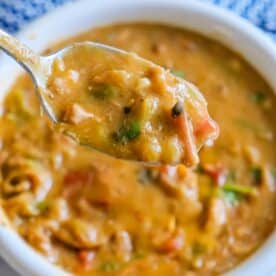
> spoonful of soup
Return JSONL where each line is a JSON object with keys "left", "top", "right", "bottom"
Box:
{"left": 0, "top": 29, "right": 219, "bottom": 166}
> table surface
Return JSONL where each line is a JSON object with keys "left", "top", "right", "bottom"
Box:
{"left": 0, "top": 0, "right": 275, "bottom": 275}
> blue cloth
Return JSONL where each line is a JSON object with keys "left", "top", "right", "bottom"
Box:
{"left": 0, "top": 0, "right": 275, "bottom": 40}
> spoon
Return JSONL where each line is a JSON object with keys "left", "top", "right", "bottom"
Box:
{"left": 0, "top": 29, "right": 219, "bottom": 166}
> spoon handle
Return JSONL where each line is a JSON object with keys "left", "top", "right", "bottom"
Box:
{"left": 0, "top": 29, "right": 41, "bottom": 73}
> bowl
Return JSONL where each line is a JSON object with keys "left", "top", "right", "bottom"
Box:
{"left": 0, "top": 0, "right": 275, "bottom": 275}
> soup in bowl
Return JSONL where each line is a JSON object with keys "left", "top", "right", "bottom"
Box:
{"left": 0, "top": 1, "right": 275, "bottom": 276}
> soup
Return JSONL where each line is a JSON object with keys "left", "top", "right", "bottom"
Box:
{"left": 0, "top": 24, "right": 275, "bottom": 275}
{"left": 47, "top": 44, "right": 218, "bottom": 166}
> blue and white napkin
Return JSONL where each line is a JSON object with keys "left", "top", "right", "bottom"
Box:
{"left": 0, "top": 0, "right": 275, "bottom": 40}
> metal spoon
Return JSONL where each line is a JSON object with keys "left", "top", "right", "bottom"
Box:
{"left": 0, "top": 29, "right": 218, "bottom": 166}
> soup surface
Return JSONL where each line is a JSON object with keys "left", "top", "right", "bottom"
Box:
{"left": 0, "top": 24, "right": 275, "bottom": 275}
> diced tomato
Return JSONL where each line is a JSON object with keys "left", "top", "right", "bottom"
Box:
{"left": 159, "top": 233, "right": 184, "bottom": 254}
{"left": 78, "top": 250, "right": 95, "bottom": 269}
{"left": 194, "top": 118, "right": 219, "bottom": 141}
{"left": 202, "top": 164, "right": 227, "bottom": 186}
{"left": 64, "top": 169, "right": 94, "bottom": 186}
{"left": 63, "top": 169, "right": 94, "bottom": 198}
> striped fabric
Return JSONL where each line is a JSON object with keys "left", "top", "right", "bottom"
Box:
{"left": 0, "top": 0, "right": 275, "bottom": 40}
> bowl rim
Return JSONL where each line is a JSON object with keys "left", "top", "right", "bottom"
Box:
{"left": 0, "top": 0, "right": 275, "bottom": 275}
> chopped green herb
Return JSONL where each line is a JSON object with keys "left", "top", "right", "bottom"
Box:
{"left": 114, "top": 121, "right": 141, "bottom": 143}
{"left": 251, "top": 167, "right": 262, "bottom": 184}
{"left": 222, "top": 189, "right": 241, "bottom": 205}
{"left": 100, "top": 261, "right": 119, "bottom": 272}
{"left": 170, "top": 69, "right": 185, "bottom": 78}
{"left": 132, "top": 250, "right": 146, "bottom": 260}
{"left": 220, "top": 181, "right": 256, "bottom": 205}
{"left": 36, "top": 201, "right": 49, "bottom": 212}
{"left": 92, "top": 84, "right": 117, "bottom": 100}
{"left": 192, "top": 242, "right": 206, "bottom": 256}
{"left": 227, "top": 170, "right": 236, "bottom": 182}
{"left": 251, "top": 91, "right": 267, "bottom": 105}
{"left": 223, "top": 183, "right": 256, "bottom": 196}
{"left": 195, "top": 165, "right": 204, "bottom": 174}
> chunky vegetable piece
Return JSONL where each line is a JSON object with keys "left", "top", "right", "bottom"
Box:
{"left": 0, "top": 24, "right": 275, "bottom": 276}
{"left": 46, "top": 45, "right": 219, "bottom": 165}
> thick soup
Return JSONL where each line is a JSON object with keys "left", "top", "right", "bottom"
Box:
{"left": 0, "top": 24, "right": 275, "bottom": 275}
{"left": 47, "top": 45, "right": 218, "bottom": 166}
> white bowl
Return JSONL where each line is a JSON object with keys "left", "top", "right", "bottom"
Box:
{"left": 0, "top": 0, "right": 275, "bottom": 275}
